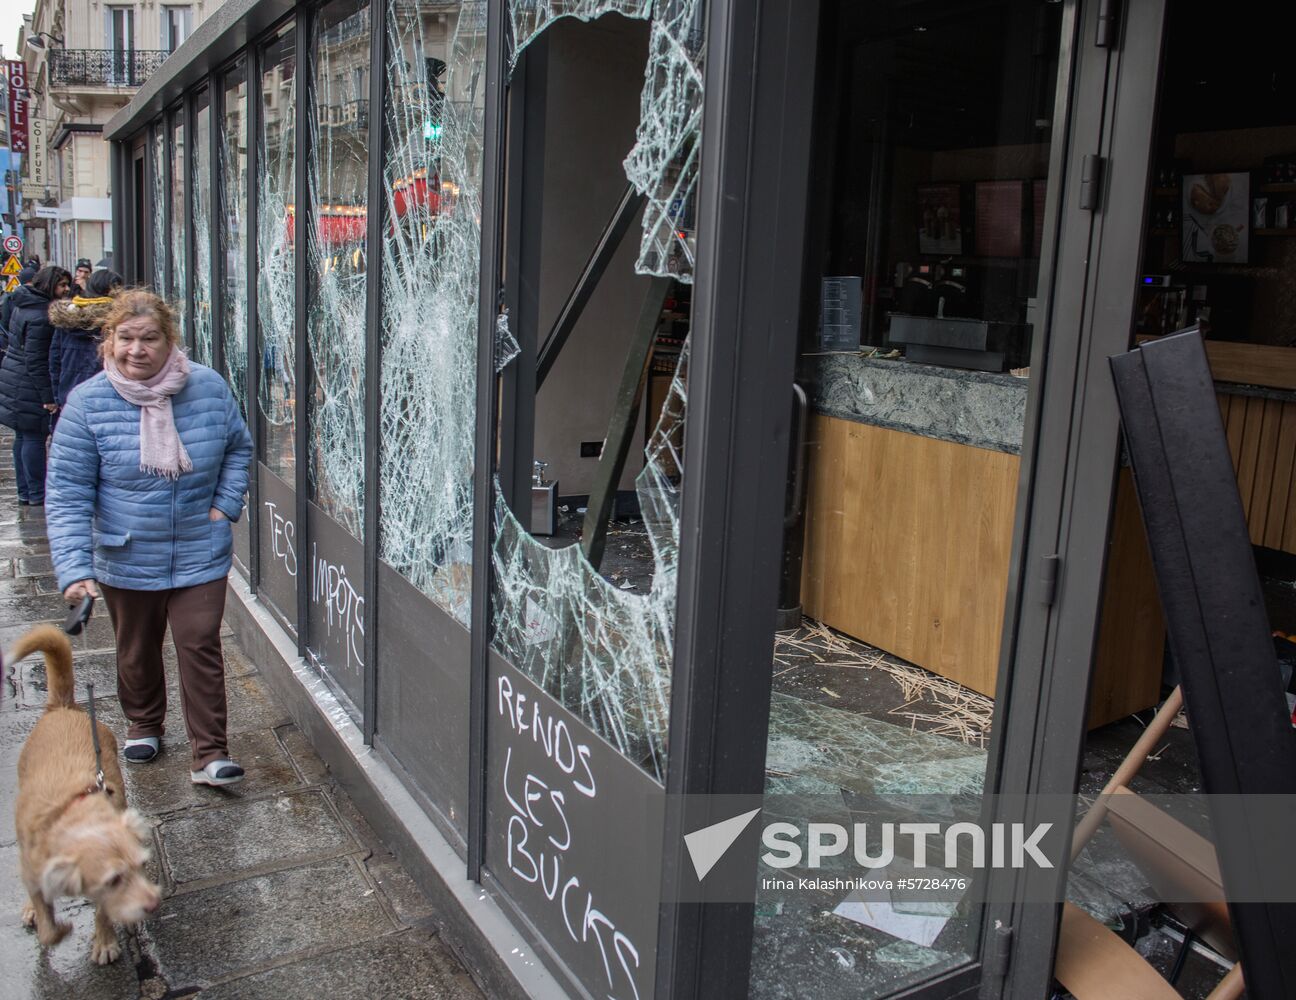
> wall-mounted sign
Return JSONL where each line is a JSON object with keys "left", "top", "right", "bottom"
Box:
{"left": 26, "top": 116, "right": 46, "bottom": 188}
{"left": 34, "top": 206, "right": 60, "bottom": 219}
{"left": 6, "top": 61, "right": 28, "bottom": 154}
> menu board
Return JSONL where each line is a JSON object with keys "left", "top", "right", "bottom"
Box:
{"left": 974, "top": 180, "right": 1026, "bottom": 258}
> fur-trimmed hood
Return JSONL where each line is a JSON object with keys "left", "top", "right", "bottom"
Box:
{"left": 48, "top": 296, "right": 114, "bottom": 333}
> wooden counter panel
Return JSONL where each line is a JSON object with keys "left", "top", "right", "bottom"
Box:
{"left": 1217, "top": 392, "right": 1296, "bottom": 552}
{"left": 801, "top": 415, "right": 1165, "bottom": 724}
{"left": 800, "top": 415, "right": 1018, "bottom": 696}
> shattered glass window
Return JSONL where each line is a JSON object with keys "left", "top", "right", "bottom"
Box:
{"left": 508, "top": 0, "right": 651, "bottom": 66}
{"left": 151, "top": 126, "right": 166, "bottom": 293}
{"left": 220, "top": 62, "right": 250, "bottom": 416}
{"left": 170, "top": 115, "right": 187, "bottom": 337}
{"left": 257, "top": 26, "right": 298, "bottom": 478}
{"left": 621, "top": 0, "right": 706, "bottom": 281}
{"left": 192, "top": 89, "right": 213, "bottom": 367}
{"left": 487, "top": 3, "right": 706, "bottom": 781}
{"left": 308, "top": 0, "right": 370, "bottom": 537}
{"left": 491, "top": 344, "right": 687, "bottom": 780}
{"left": 378, "top": 0, "right": 488, "bottom": 620}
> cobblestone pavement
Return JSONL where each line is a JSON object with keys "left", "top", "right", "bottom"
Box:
{"left": 0, "top": 456, "right": 484, "bottom": 998}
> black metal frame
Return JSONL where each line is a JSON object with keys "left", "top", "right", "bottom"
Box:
{"left": 467, "top": 0, "right": 509, "bottom": 884}
{"left": 653, "top": 2, "right": 824, "bottom": 996}
{"left": 243, "top": 47, "right": 264, "bottom": 596}
{"left": 184, "top": 91, "right": 197, "bottom": 353}
{"left": 209, "top": 71, "right": 225, "bottom": 377}
{"left": 361, "top": 0, "right": 388, "bottom": 744}
{"left": 293, "top": 10, "right": 312, "bottom": 658}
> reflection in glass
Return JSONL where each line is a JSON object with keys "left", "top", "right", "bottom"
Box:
{"left": 258, "top": 27, "right": 297, "bottom": 477}
{"left": 151, "top": 127, "right": 166, "bottom": 292}
{"left": 221, "top": 63, "right": 250, "bottom": 415}
{"left": 378, "top": 0, "right": 487, "bottom": 618}
{"left": 193, "top": 90, "right": 213, "bottom": 366}
{"left": 170, "top": 117, "right": 187, "bottom": 335}
{"left": 308, "top": 0, "right": 370, "bottom": 537}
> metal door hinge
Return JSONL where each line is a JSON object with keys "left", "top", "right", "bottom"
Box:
{"left": 987, "top": 922, "right": 1014, "bottom": 979}
{"left": 1079, "top": 154, "right": 1104, "bottom": 212}
{"left": 1096, "top": 0, "right": 1119, "bottom": 47}
{"left": 1041, "top": 554, "right": 1061, "bottom": 606}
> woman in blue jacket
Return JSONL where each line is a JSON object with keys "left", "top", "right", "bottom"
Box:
{"left": 46, "top": 290, "right": 254, "bottom": 786}
{"left": 48, "top": 268, "right": 122, "bottom": 406}
{"left": 0, "top": 266, "right": 71, "bottom": 504}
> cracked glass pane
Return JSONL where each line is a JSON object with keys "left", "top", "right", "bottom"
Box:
{"left": 170, "top": 116, "right": 187, "bottom": 335}
{"left": 507, "top": 0, "right": 651, "bottom": 67}
{"left": 258, "top": 26, "right": 298, "bottom": 479}
{"left": 151, "top": 127, "right": 166, "bottom": 292}
{"left": 494, "top": 308, "right": 520, "bottom": 372}
{"left": 492, "top": 341, "right": 688, "bottom": 781}
{"left": 193, "top": 90, "right": 213, "bottom": 366}
{"left": 378, "top": 0, "right": 488, "bottom": 619}
{"left": 621, "top": 0, "right": 706, "bottom": 281}
{"left": 308, "top": 0, "right": 370, "bottom": 537}
{"left": 220, "top": 63, "right": 250, "bottom": 416}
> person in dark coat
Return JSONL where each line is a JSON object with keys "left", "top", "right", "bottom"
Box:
{"left": 49, "top": 269, "right": 122, "bottom": 406}
{"left": 1, "top": 265, "right": 38, "bottom": 345}
{"left": 0, "top": 266, "right": 72, "bottom": 504}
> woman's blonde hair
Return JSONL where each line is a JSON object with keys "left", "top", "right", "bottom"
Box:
{"left": 99, "top": 290, "right": 182, "bottom": 360}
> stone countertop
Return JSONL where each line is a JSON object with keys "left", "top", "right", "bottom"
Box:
{"left": 802, "top": 353, "right": 1029, "bottom": 454}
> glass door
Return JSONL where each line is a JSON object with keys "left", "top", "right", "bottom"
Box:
{"left": 744, "top": 2, "right": 1071, "bottom": 996}
{"left": 108, "top": 7, "right": 135, "bottom": 85}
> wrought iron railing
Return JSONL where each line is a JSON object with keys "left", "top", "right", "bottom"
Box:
{"left": 49, "top": 49, "right": 169, "bottom": 88}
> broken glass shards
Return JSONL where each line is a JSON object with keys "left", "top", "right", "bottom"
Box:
{"left": 257, "top": 26, "right": 298, "bottom": 479}
{"left": 307, "top": 0, "right": 371, "bottom": 538}
{"left": 171, "top": 118, "right": 188, "bottom": 335}
{"left": 220, "top": 64, "right": 250, "bottom": 416}
{"left": 491, "top": 343, "right": 688, "bottom": 781}
{"left": 622, "top": 0, "right": 707, "bottom": 282}
{"left": 507, "top": 0, "right": 652, "bottom": 68}
{"left": 495, "top": 308, "right": 521, "bottom": 372}
{"left": 378, "top": 1, "right": 488, "bottom": 620}
{"left": 193, "top": 91, "right": 214, "bottom": 367}
{"left": 151, "top": 129, "right": 166, "bottom": 294}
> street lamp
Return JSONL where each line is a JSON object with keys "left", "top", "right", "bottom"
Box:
{"left": 24, "top": 33, "right": 64, "bottom": 51}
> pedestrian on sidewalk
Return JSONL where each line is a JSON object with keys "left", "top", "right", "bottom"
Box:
{"left": 48, "top": 268, "right": 122, "bottom": 407}
{"left": 44, "top": 290, "right": 254, "bottom": 787}
{"left": 0, "top": 266, "right": 72, "bottom": 505}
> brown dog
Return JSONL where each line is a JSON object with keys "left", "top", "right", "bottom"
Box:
{"left": 11, "top": 625, "right": 161, "bottom": 964}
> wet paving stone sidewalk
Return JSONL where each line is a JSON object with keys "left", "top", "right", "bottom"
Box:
{"left": 0, "top": 469, "right": 484, "bottom": 998}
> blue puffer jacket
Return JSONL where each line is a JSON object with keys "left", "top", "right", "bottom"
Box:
{"left": 46, "top": 362, "right": 253, "bottom": 592}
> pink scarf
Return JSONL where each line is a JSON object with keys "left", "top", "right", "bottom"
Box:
{"left": 103, "top": 348, "right": 194, "bottom": 479}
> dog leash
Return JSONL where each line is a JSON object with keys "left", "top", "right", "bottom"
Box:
{"left": 65, "top": 594, "right": 105, "bottom": 793}
{"left": 85, "top": 681, "right": 106, "bottom": 793}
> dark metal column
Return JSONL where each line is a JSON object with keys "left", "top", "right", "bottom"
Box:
{"left": 467, "top": 0, "right": 509, "bottom": 882}
{"left": 110, "top": 142, "right": 128, "bottom": 283}
{"left": 361, "top": 0, "right": 390, "bottom": 744}
{"left": 247, "top": 47, "right": 263, "bottom": 596}
{"left": 498, "top": 38, "right": 546, "bottom": 518}
{"left": 293, "top": 12, "right": 314, "bottom": 656}
{"left": 655, "top": 0, "right": 820, "bottom": 997}
{"left": 163, "top": 119, "right": 174, "bottom": 307}
{"left": 210, "top": 71, "right": 225, "bottom": 378}
{"left": 184, "top": 92, "right": 196, "bottom": 353}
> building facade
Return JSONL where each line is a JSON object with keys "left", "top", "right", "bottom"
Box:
{"left": 106, "top": 1, "right": 1294, "bottom": 998}
{"left": 17, "top": 0, "right": 218, "bottom": 265}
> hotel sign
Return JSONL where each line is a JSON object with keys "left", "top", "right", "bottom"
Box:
{"left": 6, "top": 60, "right": 28, "bottom": 153}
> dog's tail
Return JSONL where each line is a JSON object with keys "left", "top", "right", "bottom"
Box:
{"left": 5, "top": 625, "right": 76, "bottom": 709}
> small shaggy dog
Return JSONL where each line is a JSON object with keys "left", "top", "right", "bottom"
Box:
{"left": 10, "top": 624, "right": 160, "bottom": 963}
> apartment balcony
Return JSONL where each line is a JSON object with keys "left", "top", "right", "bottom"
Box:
{"left": 49, "top": 49, "right": 169, "bottom": 90}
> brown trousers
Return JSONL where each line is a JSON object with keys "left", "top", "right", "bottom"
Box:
{"left": 100, "top": 578, "right": 230, "bottom": 769}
